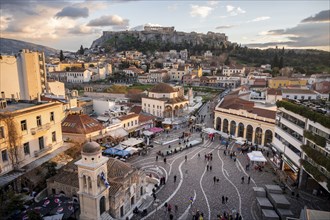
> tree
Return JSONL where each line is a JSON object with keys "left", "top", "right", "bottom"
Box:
{"left": 272, "top": 54, "right": 279, "bottom": 68}
{"left": 279, "top": 56, "right": 284, "bottom": 69}
{"left": 59, "top": 50, "right": 64, "bottom": 61}
{"left": 79, "top": 45, "right": 84, "bottom": 55}
{"left": 0, "top": 113, "right": 22, "bottom": 170}
{"left": 224, "top": 56, "right": 230, "bottom": 65}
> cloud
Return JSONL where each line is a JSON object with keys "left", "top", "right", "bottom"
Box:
{"left": 215, "top": 25, "right": 235, "bottom": 29}
{"left": 55, "top": 6, "right": 89, "bottom": 19}
{"left": 249, "top": 16, "right": 271, "bottom": 22}
{"left": 168, "top": 3, "right": 178, "bottom": 11}
{"left": 208, "top": 1, "right": 219, "bottom": 6}
{"left": 190, "top": 5, "right": 213, "bottom": 18}
{"left": 87, "top": 15, "right": 129, "bottom": 28}
{"left": 226, "top": 5, "right": 235, "bottom": 12}
{"left": 226, "top": 5, "right": 246, "bottom": 16}
{"left": 301, "top": 10, "right": 330, "bottom": 23}
{"left": 246, "top": 14, "right": 329, "bottom": 50}
{"left": 68, "top": 25, "right": 100, "bottom": 35}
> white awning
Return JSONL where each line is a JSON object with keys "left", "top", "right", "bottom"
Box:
{"left": 109, "top": 127, "right": 128, "bottom": 138}
{"left": 202, "top": 128, "right": 221, "bottom": 134}
{"left": 247, "top": 151, "right": 267, "bottom": 162}
{"left": 125, "top": 147, "right": 139, "bottom": 154}
{"left": 235, "top": 137, "right": 246, "bottom": 145}
{"left": 97, "top": 116, "right": 109, "bottom": 122}
{"left": 120, "top": 138, "right": 144, "bottom": 147}
{"left": 143, "top": 130, "right": 154, "bottom": 136}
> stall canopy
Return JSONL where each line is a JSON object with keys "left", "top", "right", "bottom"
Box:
{"left": 248, "top": 151, "right": 267, "bottom": 162}
{"left": 125, "top": 147, "right": 139, "bottom": 154}
{"left": 143, "top": 130, "right": 154, "bottom": 136}
{"left": 120, "top": 138, "right": 144, "bottom": 148}
{"left": 103, "top": 148, "right": 130, "bottom": 157}
{"left": 235, "top": 137, "right": 246, "bottom": 145}
{"left": 202, "top": 128, "right": 221, "bottom": 134}
{"left": 149, "top": 127, "right": 163, "bottom": 133}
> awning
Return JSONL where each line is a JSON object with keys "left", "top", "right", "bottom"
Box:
{"left": 125, "top": 147, "right": 139, "bottom": 154}
{"left": 149, "top": 127, "right": 163, "bottom": 133}
{"left": 103, "top": 148, "right": 130, "bottom": 157}
{"left": 109, "top": 127, "right": 128, "bottom": 138}
{"left": 120, "top": 138, "right": 144, "bottom": 147}
{"left": 202, "top": 128, "right": 221, "bottom": 135}
{"left": 247, "top": 151, "right": 267, "bottom": 162}
{"left": 96, "top": 116, "right": 109, "bottom": 122}
{"left": 143, "top": 130, "right": 154, "bottom": 136}
{"left": 235, "top": 137, "right": 246, "bottom": 145}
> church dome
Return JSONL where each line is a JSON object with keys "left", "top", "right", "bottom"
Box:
{"left": 149, "top": 83, "right": 175, "bottom": 93}
{"left": 82, "top": 141, "right": 101, "bottom": 154}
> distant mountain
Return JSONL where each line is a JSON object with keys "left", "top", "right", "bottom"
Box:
{"left": 0, "top": 38, "right": 59, "bottom": 56}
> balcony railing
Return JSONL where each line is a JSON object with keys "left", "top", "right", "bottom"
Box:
{"left": 34, "top": 144, "right": 52, "bottom": 157}
{"left": 31, "top": 123, "right": 51, "bottom": 135}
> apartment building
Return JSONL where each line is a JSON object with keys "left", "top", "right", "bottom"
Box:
{"left": 273, "top": 100, "right": 330, "bottom": 192}
{"left": 0, "top": 100, "right": 63, "bottom": 176}
{"left": 0, "top": 49, "right": 47, "bottom": 100}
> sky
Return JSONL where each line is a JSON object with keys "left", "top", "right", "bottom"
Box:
{"left": 0, "top": 0, "right": 329, "bottom": 51}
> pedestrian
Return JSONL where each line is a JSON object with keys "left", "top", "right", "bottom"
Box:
{"left": 241, "top": 176, "right": 245, "bottom": 184}
{"left": 248, "top": 176, "right": 251, "bottom": 184}
{"left": 156, "top": 155, "right": 158, "bottom": 161}
{"left": 245, "top": 164, "right": 249, "bottom": 171}
{"left": 152, "top": 193, "right": 156, "bottom": 200}
{"left": 169, "top": 213, "right": 174, "bottom": 220}
{"left": 168, "top": 204, "right": 172, "bottom": 212}
{"left": 224, "top": 150, "right": 226, "bottom": 156}
{"left": 222, "top": 195, "right": 225, "bottom": 204}
{"left": 267, "top": 151, "right": 270, "bottom": 157}
{"left": 198, "top": 153, "right": 200, "bottom": 158}
{"left": 210, "top": 165, "right": 212, "bottom": 171}
{"left": 164, "top": 157, "right": 167, "bottom": 164}
{"left": 207, "top": 165, "right": 209, "bottom": 171}
{"left": 174, "top": 175, "right": 177, "bottom": 183}
{"left": 213, "top": 176, "right": 216, "bottom": 184}
{"left": 225, "top": 196, "right": 228, "bottom": 203}
{"left": 185, "top": 155, "right": 187, "bottom": 161}
{"left": 175, "top": 204, "right": 178, "bottom": 212}
{"left": 169, "top": 145, "right": 171, "bottom": 149}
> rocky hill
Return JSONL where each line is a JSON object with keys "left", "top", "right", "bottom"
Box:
{"left": 91, "top": 29, "right": 232, "bottom": 55}
{"left": 0, "top": 38, "right": 58, "bottom": 56}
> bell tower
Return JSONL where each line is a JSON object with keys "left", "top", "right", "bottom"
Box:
{"left": 75, "top": 141, "right": 110, "bottom": 220}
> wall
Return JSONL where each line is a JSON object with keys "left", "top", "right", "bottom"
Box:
{"left": 0, "top": 56, "right": 21, "bottom": 99}
{"left": 92, "top": 99, "right": 116, "bottom": 115}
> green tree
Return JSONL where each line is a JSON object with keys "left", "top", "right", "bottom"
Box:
{"left": 59, "top": 50, "right": 64, "bottom": 61}
{"left": 279, "top": 56, "right": 284, "bottom": 69}
{"left": 272, "top": 54, "right": 279, "bottom": 68}
{"left": 79, "top": 45, "right": 84, "bottom": 55}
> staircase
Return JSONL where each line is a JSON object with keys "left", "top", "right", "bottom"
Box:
{"left": 101, "top": 212, "right": 114, "bottom": 220}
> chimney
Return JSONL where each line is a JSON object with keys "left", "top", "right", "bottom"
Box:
{"left": 1, "top": 91, "right": 5, "bottom": 99}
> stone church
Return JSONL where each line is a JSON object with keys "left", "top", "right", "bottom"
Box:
{"left": 47, "top": 141, "right": 147, "bottom": 219}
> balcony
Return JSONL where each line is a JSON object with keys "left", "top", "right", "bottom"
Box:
{"left": 31, "top": 123, "right": 51, "bottom": 135}
{"left": 34, "top": 144, "right": 52, "bottom": 157}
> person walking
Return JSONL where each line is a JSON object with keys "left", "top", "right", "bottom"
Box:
{"left": 175, "top": 204, "right": 178, "bottom": 213}
{"left": 222, "top": 195, "right": 225, "bottom": 204}
{"left": 164, "top": 157, "right": 167, "bottom": 164}
{"left": 213, "top": 176, "right": 216, "bottom": 184}
{"left": 206, "top": 165, "right": 209, "bottom": 171}
{"left": 156, "top": 155, "right": 158, "bottom": 161}
{"left": 198, "top": 153, "right": 200, "bottom": 158}
{"left": 168, "top": 204, "right": 172, "bottom": 213}
{"left": 241, "top": 176, "right": 245, "bottom": 184}
{"left": 174, "top": 175, "right": 177, "bottom": 183}
{"left": 169, "top": 213, "right": 174, "bottom": 220}
{"left": 185, "top": 155, "right": 187, "bottom": 161}
{"left": 210, "top": 165, "right": 212, "bottom": 171}
{"left": 225, "top": 196, "right": 228, "bottom": 204}
{"left": 248, "top": 176, "right": 251, "bottom": 184}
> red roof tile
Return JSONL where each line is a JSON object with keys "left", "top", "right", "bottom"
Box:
{"left": 62, "top": 114, "right": 104, "bottom": 134}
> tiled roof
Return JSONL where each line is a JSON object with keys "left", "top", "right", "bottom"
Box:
{"left": 149, "top": 83, "right": 175, "bottom": 93}
{"left": 139, "top": 113, "right": 155, "bottom": 123}
{"left": 118, "top": 113, "right": 139, "bottom": 121}
{"left": 267, "top": 88, "right": 282, "bottom": 95}
{"left": 281, "top": 89, "right": 316, "bottom": 94}
{"left": 219, "top": 96, "right": 276, "bottom": 119}
{"left": 131, "top": 106, "right": 142, "bottom": 114}
{"left": 62, "top": 114, "right": 104, "bottom": 134}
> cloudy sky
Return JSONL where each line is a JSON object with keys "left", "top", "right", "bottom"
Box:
{"left": 0, "top": 0, "right": 329, "bottom": 51}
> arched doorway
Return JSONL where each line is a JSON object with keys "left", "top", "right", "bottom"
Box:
{"left": 246, "top": 125, "right": 253, "bottom": 142}
{"left": 255, "top": 127, "right": 263, "bottom": 145}
{"left": 164, "top": 106, "right": 172, "bottom": 118}
{"left": 230, "top": 121, "right": 236, "bottom": 136}
{"left": 264, "top": 130, "right": 273, "bottom": 145}
{"left": 174, "top": 105, "right": 179, "bottom": 117}
{"left": 216, "top": 117, "right": 221, "bottom": 131}
{"left": 223, "top": 119, "right": 229, "bottom": 134}
{"left": 100, "top": 196, "right": 106, "bottom": 215}
{"left": 238, "top": 123, "right": 244, "bottom": 138}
